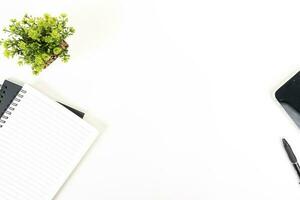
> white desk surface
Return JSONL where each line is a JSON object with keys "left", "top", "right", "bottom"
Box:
{"left": 1, "top": 0, "right": 300, "bottom": 199}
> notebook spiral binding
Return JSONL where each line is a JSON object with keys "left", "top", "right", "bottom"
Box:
{"left": 0, "top": 88, "right": 27, "bottom": 128}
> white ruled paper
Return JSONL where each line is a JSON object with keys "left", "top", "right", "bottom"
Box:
{"left": 0, "top": 84, "right": 98, "bottom": 200}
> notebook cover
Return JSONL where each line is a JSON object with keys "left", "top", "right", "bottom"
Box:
{"left": 275, "top": 71, "right": 300, "bottom": 128}
{"left": 0, "top": 80, "right": 22, "bottom": 118}
{"left": 0, "top": 80, "right": 85, "bottom": 119}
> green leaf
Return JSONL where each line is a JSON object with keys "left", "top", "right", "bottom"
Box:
{"left": 18, "top": 41, "right": 26, "bottom": 50}
{"left": 44, "top": 13, "right": 51, "bottom": 19}
{"left": 51, "top": 29, "right": 60, "bottom": 39}
{"left": 34, "top": 55, "right": 44, "bottom": 65}
{"left": 17, "top": 59, "right": 24, "bottom": 66}
{"left": 9, "top": 26, "right": 16, "bottom": 32}
{"left": 70, "top": 27, "right": 75, "bottom": 34}
{"left": 60, "top": 13, "right": 67, "bottom": 18}
{"left": 28, "top": 29, "right": 40, "bottom": 40}
{"left": 53, "top": 47, "right": 62, "bottom": 55}
{"left": 3, "top": 40, "right": 10, "bottom": 48}
{"left": 41, "top": 53, "right": 50, "bottom": 61}
{"left": 4, "top": 50, "right": 11, "bottom": 58}
{"left": 61, "top": 54, "right": 70, "bottom": 63}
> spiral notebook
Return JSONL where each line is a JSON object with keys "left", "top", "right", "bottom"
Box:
{"left": 0, "top": 81, "right": 99, "bottom": 200}
{"left": 0, "top": 80, "right": 85, "bottom": 119}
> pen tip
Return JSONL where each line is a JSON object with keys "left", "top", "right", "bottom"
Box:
{"left": 282, "top": 138, "right": 298, "bottom": 163}
{"left": 282, "top": 138, "right": 287, "bottom": 144}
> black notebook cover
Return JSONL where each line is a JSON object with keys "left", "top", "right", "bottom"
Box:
{"left": 0, "top": 80, "right": 85, "bottom": 119}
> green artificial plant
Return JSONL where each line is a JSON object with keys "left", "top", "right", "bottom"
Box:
{"left": 0, "top": 13, "right": 75, "bottom": 75}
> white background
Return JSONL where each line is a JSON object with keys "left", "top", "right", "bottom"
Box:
{"left": 0, "top": 0, "right": 300, "bottom": 199}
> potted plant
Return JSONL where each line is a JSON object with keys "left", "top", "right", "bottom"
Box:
{"left": 0, "top": 13, "right": 75, "bottom": 75}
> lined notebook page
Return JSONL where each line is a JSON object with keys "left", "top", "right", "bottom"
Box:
{"left": 0, "top": 84, "right": 98, "bottom": 200}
